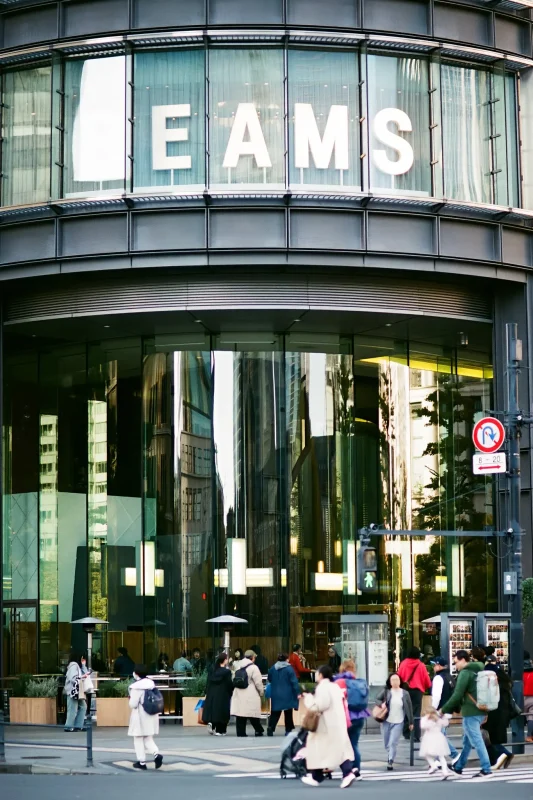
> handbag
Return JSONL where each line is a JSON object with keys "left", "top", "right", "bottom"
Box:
{"left": 404, "top": 663, "right": 420, "bottom": 690}
{"left": 301, "top": 708, "right": 320, "bottom": 732}
{"left": 70, "top": 677, "right": 79, "bottom": 699}
{"left": 372, "top": 703, "right": 389, "bottom": 723}
{"left": 265, "top": 683, "right": 272, "bottom": 700}
{"left": 509, "top": 694, "right": 522, "bottom": 720}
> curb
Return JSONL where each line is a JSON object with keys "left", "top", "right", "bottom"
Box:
{"left": 0, "top": 763, "right": 120, "bottom": 775}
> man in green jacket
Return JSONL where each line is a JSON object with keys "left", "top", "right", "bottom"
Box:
{"left": 441, "top": 650, "right": 492, "bottom": 777}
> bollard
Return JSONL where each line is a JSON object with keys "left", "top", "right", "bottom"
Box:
{"left": 409, "top": 724, "right": 415, "bottom": 766}
{"left": 0, "top": 710, "right": 5, "bottom": 764}
{"left": 86, "top": 713, "right": 93, "bottom": 767}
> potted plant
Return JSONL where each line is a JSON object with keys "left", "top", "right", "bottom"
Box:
{"left": 179, "top": 672, "right": 208, "bottom": 727}
{"left": 96, "top": 679, "right": 132, "bottom": 727}
{"left": 10, "top": 676, "right": 58, "bottom": 724}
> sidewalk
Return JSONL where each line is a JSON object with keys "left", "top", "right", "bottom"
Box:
{"left": 1, "top": 724, "right": 532, "bottom": 775}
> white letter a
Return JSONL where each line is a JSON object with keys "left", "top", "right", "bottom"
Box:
{"left": 223, "top": 103, "right": 272, "bottom": 169}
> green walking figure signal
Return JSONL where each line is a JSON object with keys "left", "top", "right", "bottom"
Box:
{"left": 357, "top": 541, "right": 378, "bottom": 593}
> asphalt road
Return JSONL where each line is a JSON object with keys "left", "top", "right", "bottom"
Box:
{"left": 1, "top": 773, "right": 532, "bottom": 800}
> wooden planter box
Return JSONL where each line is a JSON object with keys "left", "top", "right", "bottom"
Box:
{"left": 10, "top": 697, "right": 56, "bottom": 725}
{"left": 182, "top": 696, "right": 204, "bottom": 726}
{"left": 96, "top": 697, "right": 131, "bottom": 727}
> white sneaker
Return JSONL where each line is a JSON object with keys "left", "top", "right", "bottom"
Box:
{"left": 451, "top": 755, "right": 461, "bottom": 766}
{"left": 214, "top": 732, "right": 224, "bottom": 736}
{"left": 340, "top": 774, "right": 356, "bottom": 789}
{"left": 301, "top": 776, "right": 320, "bottom": 787}
{"left": 494, "top": 754, "right": 508, "bottom": 771}
{"left": 208, "top": 723, "right": 214, "bottom": 735}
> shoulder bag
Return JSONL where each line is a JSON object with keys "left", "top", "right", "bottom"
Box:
{"left": 403, "top": 663, "right": 420, "bottom": 690}
{"left": 301, "top": 707, "right": 320, "bottom": 732}
{"left": 372, "top": 702, "right": 389, "bottom": 723}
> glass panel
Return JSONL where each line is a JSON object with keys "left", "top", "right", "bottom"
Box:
{"left": 2, "top": 66, "right": 52, "bottom": 207}
{"left": 213, "top": 348, "right": 284, "bottom": 665}
{"left": 143, "top": 347, "right": 213, "bottom": 670}
{"left": 368, "top": 54, "right": 431, "bottom": 196}
{"left": 441, "top": 63, "right": 491, "bottom": 204}
{"left": 288, "top": 49, "right": 360, "bottom": 190}
{"left": 287, "top": 350, "right": 355, "bottom": 667}
{"left": 520, "top": 66, "right": 533, "bottom": 210}
{"left": 505, "top": 73, "right": 519, "bottom": 208}
{"left": 3, "top": 606, "right": 37, "bottom": 676}
{"left": 88, "top": 340, "right": 142, "bottom": 670}
{"left": 209, "top": 49, "right": 284, "bottom": 189}
{"left": 64, "top": 56, "right": 126, "bottom": 197}
{"left": 134, "top": 49, "right": 205, "bottom": 193}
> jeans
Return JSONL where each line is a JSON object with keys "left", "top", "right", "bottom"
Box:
{"left": 404, "top": 688, "right": 422, "bottom": 740}
{"left": 444, "top": 725, "right": 459, "bottom": 759}
{"left": 311, "top": 760, "right": 352, "bottom": 782}
{"left": 268, "top": 709, "right": 294, "bottom": 734}
{"left": 134, "top": 735, "right": 158, "bottom": 763}
{"left": 382, "top": 721, "right": 403, "bottom": 763}
{"left": 65, "top": 696, "right": 86, "bottom": 730}
{"left": 235, "top": 716, "right": 264, "bottom": 737}
{"left": 348, "top": 719, "right": 365, "bottom": 771}
{"left": 455, "top": 715, "right": 492, "bottom": 774}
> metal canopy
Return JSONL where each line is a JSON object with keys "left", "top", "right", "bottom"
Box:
{"left": 205, "top": 615, "right": 247, "bottom": 624}
{"left": 72, "top": 617, "right": 108, "bottom": 625}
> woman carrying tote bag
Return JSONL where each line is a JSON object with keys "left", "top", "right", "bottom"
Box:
{"left": 375, "top": 673, "right": 414, "bottom": 770}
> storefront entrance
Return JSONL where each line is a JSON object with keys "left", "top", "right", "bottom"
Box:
{"left": 2, "top": 602, "right": 38, "bottom": 677}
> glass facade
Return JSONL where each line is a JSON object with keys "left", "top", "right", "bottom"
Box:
{"left": 2, "top": 332, "right": 496, "bottom": 675}
{"left": 0, "top": 46, "right": 523, "bottom": 209}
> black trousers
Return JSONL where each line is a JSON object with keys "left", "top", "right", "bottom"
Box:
{"left": 403, "top": 688, "right": 423, "bottom": 740}
{"left": 213, "top": 721, "right": 228, "bottom": 734}
{"left": 268, "top": 709, "right": 294, "bottom": 733}
{"left": 311, "top": 760, "right": 352, "bottom": 782}
{"left": 235, "top": 716, "right": 264, "bottom": 737}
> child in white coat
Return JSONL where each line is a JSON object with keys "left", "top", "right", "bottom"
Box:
{"left": 128, "top": 665, "right": 163, "bottom": 771}
{"left": 419, "top": 710, "right": 450, "bottom": 776}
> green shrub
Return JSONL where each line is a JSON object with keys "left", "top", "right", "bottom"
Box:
{"left": 180, "top": 671, "right": 208, "bottom": 697}
{"left": 97, "top": 679, "right": 132, "bottom": 698}
{"left": 11, "top": 673, "right": 32, "bottom": 698}
{"left": 26, "top": 677, "right": 59, "bottom": 698}
{"left": 523, "top": 578, "right": 533, "bottom": 621}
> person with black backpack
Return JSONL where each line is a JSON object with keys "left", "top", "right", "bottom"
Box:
{"left": 333, "top": 658, "right": 370, "bottom": 780}
{"left": 128, "top": 664, "right": 164, "bottom": 770}
{"left": 230, "top": 649, "right": 265, "bottom": 737}
{"left": 430, "top": 656, "right": 459, "bottom": 764}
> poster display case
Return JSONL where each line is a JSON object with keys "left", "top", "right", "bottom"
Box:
{"left": 340, "top": 614, "right": 389, "bottom": 692}
{"left": 478, "top": 613, "right": 511, "bottom": 673}
{"left": 439, "top": 613, "right": 478, "bottom": 675}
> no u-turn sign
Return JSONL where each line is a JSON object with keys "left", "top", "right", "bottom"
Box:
{"left": 472, "top": 417, "right": 506, "bottom": 454}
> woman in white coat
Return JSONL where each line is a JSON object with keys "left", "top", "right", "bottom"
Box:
{"left": 301, "top": 664, "right": 355, "bottom": 789}
{"left": 128, "top": 665, "right": 163, "bottom": 770}
{"left": 230, "top": 650, "right": 265, "bottom": 737}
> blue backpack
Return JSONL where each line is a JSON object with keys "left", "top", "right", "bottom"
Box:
{"left": 346, "top": 678, "right": 369, "bottom": 712}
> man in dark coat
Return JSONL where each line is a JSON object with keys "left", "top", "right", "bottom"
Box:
{"left": 203, "top": 653, "right": 234, "bottom": 735}
{"left": 114, "top": 647, "right": 135, "bottom": 677}
{"left": 482, "top": 659, "right": 514, "bottom": 769}
{"left": 266, "top": 653, "right": 301, "bottom": 736}
{"left": 251, "top": 644, "right": 268, "bottom": 676}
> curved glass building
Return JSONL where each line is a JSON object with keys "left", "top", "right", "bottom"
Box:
{"left": 0, "top": 0, "right": 532, "bottom": 676}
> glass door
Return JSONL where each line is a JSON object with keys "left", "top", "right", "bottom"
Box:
{"left": 3, "top": 603, "right": 38, "bottom": 676}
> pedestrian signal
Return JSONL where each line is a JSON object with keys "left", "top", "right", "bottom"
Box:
{"left": 358, "top": 545, "right": 378, "bottom": 593}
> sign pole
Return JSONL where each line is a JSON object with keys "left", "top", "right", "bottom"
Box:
{"left": 506, "top": 322, "right": 524, "bottom": 753}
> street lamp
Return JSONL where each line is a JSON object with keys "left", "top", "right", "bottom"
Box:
{"left": 72, "top": 617, "right": 108, "bottom": 670}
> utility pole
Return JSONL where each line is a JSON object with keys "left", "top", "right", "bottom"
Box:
{"left": 506, "top": 322, "right": 524, "bottom": 751}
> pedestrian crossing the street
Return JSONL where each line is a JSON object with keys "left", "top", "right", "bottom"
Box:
{"left": 216, "top": 766, "right": 533, "bottom": 783}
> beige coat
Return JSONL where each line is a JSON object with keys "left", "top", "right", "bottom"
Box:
{"left": 128, "top": 678, "right": 160, "bottom": 737}
{"left": 303, "top": 679, "right": 354, "bottom": 770}
{"left": 230, "top": 658, "right": 264, "bottom": 718}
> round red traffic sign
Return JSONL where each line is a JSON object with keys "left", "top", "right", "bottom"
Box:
{"left": 472, "top": 417, "right": 505, "bottom": 454}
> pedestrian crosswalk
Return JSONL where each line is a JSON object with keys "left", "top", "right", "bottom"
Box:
{"left": 216, "top": 766, "right": 533, "bottom": 783}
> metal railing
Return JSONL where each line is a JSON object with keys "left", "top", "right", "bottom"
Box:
{"left": 0, "top": 711, "right": 94, "bottom": 768}
{"left": 408, "top": 714, "right": 533, "bottom": 766}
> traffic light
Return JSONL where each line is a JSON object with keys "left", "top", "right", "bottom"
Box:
{"left": 357, "top": 544, "right": 378, "bottom": 593}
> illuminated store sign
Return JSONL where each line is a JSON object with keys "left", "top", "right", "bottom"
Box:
{"left": 152, "top": 101, "right": 414, "bottom": 177}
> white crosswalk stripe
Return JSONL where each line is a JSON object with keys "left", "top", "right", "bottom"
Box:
{"left": 216, "top": 766, "right": 533, "bottom": 783}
